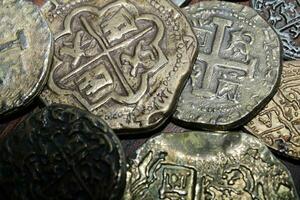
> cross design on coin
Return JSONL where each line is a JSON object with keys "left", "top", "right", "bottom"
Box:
{"left": 195, "top": 17, "right": 257, "bottom": 98}
{"left": 0, "top": 30, "right": 28, "bottom": 53}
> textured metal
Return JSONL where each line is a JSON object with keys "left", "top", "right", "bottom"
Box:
{"left": 0, "top": 0, "right": 53, "bottom": 116}
{"left": 171, "top": 0, "right": 191, "bottom": 7}
{"left": 0, "top": 105, "right": 126, "bottom": 200}
{"left": 245, "top": 61, "right": 300, "bottom": 160}
{"left": 251, "top": 0, "right": 300, "bottom": 60}
{"left": 124, "top": 131, "right": 298, "bottom": 200}
{"left": 173, "top": 1, "right": 282, "bottom": 130}
{"left": 40, "top": 0, "right": 197, "bottom": 132}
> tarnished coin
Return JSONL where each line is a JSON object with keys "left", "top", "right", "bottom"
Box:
{"left": 0, "top": 105, "right": 126, "bottom": 200}
{"left": 124, "top": 131, "right": 298, "bottom": 200}
{"left": 0, "top": 0, "right": 53, "bottom": 116}
{"left": 173, "top": 1, "right": 282, "bottom": 130}
{"left": 40, "top": 0, "right": 197, "bottom": 132}
{"left": 251, "top": 0, "right": 300, "bottom": 60}
{"left": 245, "top": 61, "right": 300, "bottom": 160}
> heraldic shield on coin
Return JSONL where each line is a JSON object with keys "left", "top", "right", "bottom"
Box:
{"left": 124, "top": 131, "right": 298, "bottom": 200}
{"left": 0, "top": 105, "right": 126, "bottom": 200}
{"left": 0, "top": 0, "right": 52, "bottom": 116}
{"left": 40, "top": 0, "right": 197, "bottom": 131}
{"left": 251, "top": 0, "right": 300, "bottom": 60}
{"left": 173, "top": 2, "right": 282, "bottom": 130}
{"left": 246, "top": 61, "right": 300, "bottom": 160}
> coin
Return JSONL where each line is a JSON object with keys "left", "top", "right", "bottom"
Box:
{"left": 245, "top": 61, "right": 300, "bottom": 160}
{"left": 124, "top": 131, "right": 298, "bottom": 200}
{"left": 173, "top": 1, "right": 282, "bottom": 130}
{"left": 251, "top": 0, "right": 300, "bottom": 60}
{"left": 0, "top": 105, "right": 126, "bottom": 200}
{"left": 39, "top": 0, "right": 197, "bottom": 132}
{"left": 0, "top": 0, "right": 53, "bottom": 117}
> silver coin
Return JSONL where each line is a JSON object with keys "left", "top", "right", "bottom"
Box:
{"left": 173, "top": 1, "right": 282, "bottom": 130}
{"left": 251, "top": 0, "right": 300, "bottom": 60}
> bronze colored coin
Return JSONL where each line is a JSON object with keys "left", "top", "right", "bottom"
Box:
{"left": 0, "top": 0, "right": 53, "bottom": 116}
{"left": 250, "top": 0, "right": 300, "bottom": 60}
{"left": 124, "top": 131, "right": 298, "bottom": 200}
{"left": 173, "top": 1, "right": 282, "bottom": 130}
{"left": 245, "top": 61, "right": 300, "bottom": 160}
{"left": 40, "top": 0, "right": 197, "bottom": 132}
{"left": 0, "top": 105, "right": 126, "bottom": 200}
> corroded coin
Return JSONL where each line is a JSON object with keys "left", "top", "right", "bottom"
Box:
{"left": 0, "top": 0, "right": 53, "bottom": 116}
{"left": 245, "top": 61, "right": 300, "bottom": 160}
{"left": 124, "top": 131, "right": 298, "bottom": 200}
{"left": 40, "top": 0, "right": 197, "bottom": 132}
{"left": 173, "top": 1, "right": 282, "bottom": 130}
{"left": 0, "top": 105, "right": 126, "bottom": 200}
{"left": 251, "top": 0, "right": 300, "bottom": 60}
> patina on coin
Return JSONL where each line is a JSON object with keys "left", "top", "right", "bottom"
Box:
{"left": 40, "top": 0, "right": 197, "bottom": 132}
{"left": 0, "top": 105, "right": 126, "bottom": 200}
{"left": 124, "top": 131, "right": 298, "bottom": 200}
{"left": 0, "top": 0, "right": 52, "bottom": 116}
{"left": 245, "top": 61, "right": 300, "bottom": 160}
{"left": 251, "top": 0, "right": 300, "bottom": 60}
{"left": 173, "top": 1, "right": 282, "bottom": 130}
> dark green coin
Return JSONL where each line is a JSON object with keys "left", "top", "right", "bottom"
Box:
{"left": 0, "top": 105, "right": 126, "bottom": 200}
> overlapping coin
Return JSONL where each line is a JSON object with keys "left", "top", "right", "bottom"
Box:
{"left": 245, "top": 61, "right": 300, "bottom": 160}
{"left": 40, "top": 0, "right": 197, "bottom": 132}
{"left": 0, "top": 0, "right": 53, "bottom": 116}
{"left": 124, "top": 131, "right": 298, "bottom": 200}
{"left": 0, "top": 105, "right": 126, "bottom": 200}
{"left": 173, "top": 1, "right": 282, "bottom": 130}
{"left": 251, "top": 0, "right": 300, "bottom": 60}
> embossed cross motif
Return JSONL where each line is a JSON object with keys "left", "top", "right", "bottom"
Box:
{"left": 194, "top": 17, "right": 257, "bottom": 100}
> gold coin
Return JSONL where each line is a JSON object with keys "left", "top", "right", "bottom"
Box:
{"left": 124, "top": 131, "right": 298, "bottom": 199}
{"left": 245, "top": 61, "right": 300, "bottom": 160}
{"left": 0, "top": 0, "right": 53, "bottom": 116}
{"left": 40, "top": 0, "right": 197, "bottom": 132}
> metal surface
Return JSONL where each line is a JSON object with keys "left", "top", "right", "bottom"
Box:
{"left": 124, "top": 131, "right": 298, "bottom": 200}
{"left": 251, "top": 0, "right": 300, "bottom": 60}
{"left": 173, "top": 1, "right": 282, "bottom": 130}
{"left": 0, "top": 0, "right": 53, "bottom": 116}
{"left": 40, "top": 0, "right": 197, "bottom": 132}
{"left": 0, "top": 105, "right": 126, "bottom": 200}
{"left": 171, "top": 0, "right": 191, "bottom": 7}
{"left": 245, "top": 61, "right": 300, "bottom": 160}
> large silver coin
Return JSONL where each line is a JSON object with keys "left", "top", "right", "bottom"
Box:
{"left": 173, "top": 1, "right": 282, "bottom": 130}
{"left": 251, "top": 0, "right": 300, "bottom": 60}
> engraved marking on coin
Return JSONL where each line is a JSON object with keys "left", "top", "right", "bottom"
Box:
{"left": 0, "top": 30, "right": 28, "bottom": 53}
{"left": 173, "top": 1, "right": 281, "bottom": 130}
{"left": 124, "top": 131, "right": 298, "bottom": 200}
{"left": 41, "top": 0, "right": 197, "bottom": 131}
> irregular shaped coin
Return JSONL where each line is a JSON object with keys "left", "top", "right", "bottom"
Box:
{"left": 245, "top": 61, "right": 300, "bottom": 160}
{"left": 40, "top": 0, "right": 197, "bottom": 132}
{"left": 251, "top": 0, "right": 300, "bottom": 60}
{"left": 124, "top": 131, "right": 298, "bottom": 200}
{"left": 0, "top": 105, "right": 126, "bottom": 200}
{"left": 0, "top": 0, "right": 53, "bottom": 116}
{"left": 174, "top": 1, "right": 282, "bottom": 130}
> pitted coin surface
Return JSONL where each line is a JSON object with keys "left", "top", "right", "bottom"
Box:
{"left": 173, "top": 1, "right": 282, "bottom": 130}
{"left": 0, "top": 105, "right": 126, "bottom": 200}
{"left": 40, "top": 0, "right": 197, "bottom": 132}
{"left": 245, "top": 61, "right": 300, "bottom": 160}
{"left": 124, "top": 131, "right": 298, "bottom": 200}
{"left": 0, "top": 0, "right": 53, "bottom": 116}
{"left": 251, "top": 0, "right": 300, "bottom": 60}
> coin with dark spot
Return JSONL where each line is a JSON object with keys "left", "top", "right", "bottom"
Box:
{"left": 0, "top": 105, "right": 126, "bottom": 200}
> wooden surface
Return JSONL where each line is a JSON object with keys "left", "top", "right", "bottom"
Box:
{"left": 0, "top": 0, "right": 299, "bottom": 196}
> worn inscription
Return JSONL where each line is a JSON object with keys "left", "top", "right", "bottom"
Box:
{"left": 174, "top": 2, "right": 281, "bottom": 130}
